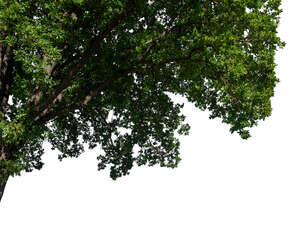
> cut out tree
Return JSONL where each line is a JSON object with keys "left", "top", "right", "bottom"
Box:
{"left": 0, "top": 0, "right": 284, "bottom": 202}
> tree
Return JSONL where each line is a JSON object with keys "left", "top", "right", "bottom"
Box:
{"left": 0, "top": 0, "right": 284, "bottom": 202}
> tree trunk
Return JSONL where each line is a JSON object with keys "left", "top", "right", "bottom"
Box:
{"left": 0, "top": 176, "right": 8, "bottom": 203}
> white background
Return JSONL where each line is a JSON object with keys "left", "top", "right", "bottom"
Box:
{"left": 0, "top": 1, "right": 299, "bottom": 239}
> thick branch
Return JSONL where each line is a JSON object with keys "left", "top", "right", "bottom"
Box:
{"left": 0, "top": 176, "right": 8, "bottom": 203}
{"left": 33, "top": 1, "right": 136, "bottom": 120}
{"left": 36, "top": 67, "right": 134, "bottom": 123}
{"left": 0, "top": 46, "right": 13, "bottom": 113}
{"left": 43, "top": 54, "right": 57, "bottom": 75}
{"left": 1, "top": 46, "right": 11, "bottom": 75}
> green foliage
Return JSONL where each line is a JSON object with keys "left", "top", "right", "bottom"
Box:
{"left": 0, "top": 0, "right": 284, "bottom": 180}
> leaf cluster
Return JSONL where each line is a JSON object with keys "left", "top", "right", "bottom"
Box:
{"left": 0, "top": 0, "right": 284, "bottom": 179}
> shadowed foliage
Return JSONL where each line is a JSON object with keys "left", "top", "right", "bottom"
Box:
{"left": 0, "top": 0, "right": 283, "bottom": 201}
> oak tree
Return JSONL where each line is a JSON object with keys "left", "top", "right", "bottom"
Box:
{"left": 0, "top": 0, "right": 284, "bottom": 202}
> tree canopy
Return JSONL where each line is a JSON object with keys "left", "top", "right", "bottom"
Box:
{"left": 0, "top": 0, "right": 283, "bottom": 187}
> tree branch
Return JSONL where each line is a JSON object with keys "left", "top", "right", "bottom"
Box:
{"left": 0, "top": 46, "right": 13, "bottom": 114}
{"left": 32, "top": 1, "right": 137, "bottom": 120}
{"left": 0, "top": 176, "right": 8, "bottom": 203}
{"left": 35, "top": 67, "right": 134, "bottom": 123}
{"left": 140, "top": 7, "right": 183, "bottom": 62}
